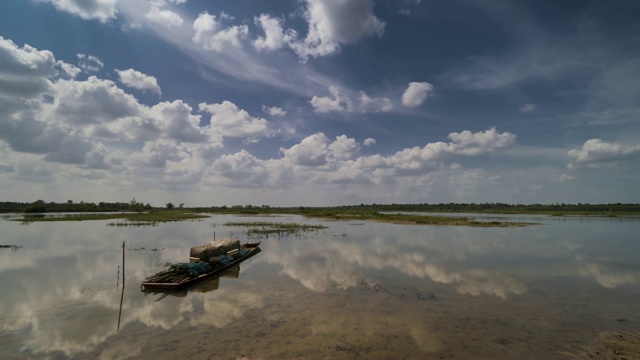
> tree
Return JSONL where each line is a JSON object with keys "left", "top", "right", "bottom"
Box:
{"left": 166, "top": 203, "right": 174, "bottom": 210}
{"left": 24, "top": 200, "right": 46, "bottom": 213}
{"left": 129, "top": 198, "right": 145, "bottom": 212}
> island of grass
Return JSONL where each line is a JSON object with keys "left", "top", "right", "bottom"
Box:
{"left": 296, "top": 210, "right": 535, "bottom": 227}
{"left": 223, "top": 221, "right": 328, "bottom": 236}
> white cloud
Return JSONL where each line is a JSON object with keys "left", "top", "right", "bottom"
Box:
{"left": 46, "top": 76, "right": 141, "bottom": 126}
{"left": 253, "top": 14, "right": 296, "bottom": 52}
{"left": 520, "top": 103, "right": 536, "bottom": 112}
{"left": 40, "top": 0, "right": 118, "bottom": 23}
{"left": 0, "top": 37, "right": 56, "bottom": 99}
{"left": 261, "top": 105, "right": 286, "bottom": 116}
{"left": 568, "top": 139, "right": 640, "bottom": 169}
{"left": 207, "top": 150, "right": 268, "bottom": 188}
{"left": 447, "top": 127, "right": 516, "bottom": 155}
{"left": 193, "top": 12, "right": 249, "bottom": 52}
{"left": 402, "top": 82, "right": 433, "bottom": 107}
{"left": 199, "top": 101, "right": 274, "bottom": 139}
{"left": 145, "top": 6, "right": 183, "bottom": 27}
{"left": 76, "top": 53, "right": 104, "bottom": 73}
{"left": 359, "top": 91, "right": 392, "bottom": 113}
{"left": 56, "top": 60, "right": 81, "bottom": 78}
{"left": 310, "top": 85, "right": 352, "bottom": 113}
{"left": 115, "top": 68, "right": 162, "bottom": 95}
{"left": 328, "top": 135, "right": 360, "bottom": 160}
{"left": 290, "top": 0, "right": 385, "bottom": 60}
{"left": 147, "top": 100, "right": 207, "bottom": 143}
{"left": 84, "top": 142, "right": 110, "bottom": 170}
{"left": 363, "top": 138, "right": 376, "bottom": 146}
{"left": 357, "top": 128, "right": 515, "bottom": 176}
{"left": 281, "top": 132, "right": 330, "bottom": 167}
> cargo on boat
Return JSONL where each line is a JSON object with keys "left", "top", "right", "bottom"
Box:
{"left": 141, "top": 239, "right": 261, "bottom": 291}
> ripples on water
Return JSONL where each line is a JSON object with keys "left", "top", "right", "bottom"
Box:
{"left": 0, "top": 213, "right": 639, "bottom": 359}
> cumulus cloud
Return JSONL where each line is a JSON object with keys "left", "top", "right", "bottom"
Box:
{"left": 46, "top": 76, "right": 141, "bottom": 126}
{"left": 281, "top": 132, "right": 330, "bottom": 166}
{"left": 351, "top": 128, "right": 515, "bottom": 177}
{"left": 310, "top": 85, "right": 353, "bottom": 113}
{"left": 0, "top": 37, "right": 227, "bottom": 180}
{"left": 0, "top": 36, "right": 530, "bottom": 203}
{"left": 147, "top": 100, "right": 207, "bottom": 143}
{"left": 262, "top": 105, "right": 286, "bottom": 116}
{"left": 568, "top": 139, "right": 640, "bottom": 169}
{"left": 40, "top": 0, "right": 118, "bottom": 23}
{"left": 402, "top": 81, "right": 433, "bottom": 107}
{"left": 193, "top": 12, "right": 249, "bottom": 51}
{"left": 328, "top": 135, "right": 360, "bottom": 160}
{"left": 76, "top": 53, "right": 104, "bottom": 73}
{"left": 199, "top": 101, "right": 274, "bottom": 139}
{"left": 56, "top": 60, "right": 81, "bottom": 78}
{"left": 253, "top": 14, "right": 296, "bottom": 52}
{"left": 447, "top": 127, "right": 516, "bottom": 155}
{"left": 290, "top": 0, "right": 385, "bottom": 60}
{"left": 145, "top": 5, "right": 184, "bottom": 27}
{"left": 115, "top": 68, "right": 162, "bottom": 95}
{"left": 0, "top": 37, "right": 56, "bottom": 99}
{"left": 359, "top": 91, "right": 392, "bottom": 113}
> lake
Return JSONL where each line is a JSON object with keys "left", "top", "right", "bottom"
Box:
{"left": 1, "top": 213, "right": 639, "bottom": 359}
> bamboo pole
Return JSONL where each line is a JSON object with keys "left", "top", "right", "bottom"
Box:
{"left": 117, "top": 241, "right": 125, "bottom": 331}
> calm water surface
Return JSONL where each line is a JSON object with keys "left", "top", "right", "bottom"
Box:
{"left": 1, "top": 213, "right": 639, "bottom": 359}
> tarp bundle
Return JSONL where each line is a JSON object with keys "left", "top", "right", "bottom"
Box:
{"left": 190, "top": 238, "right": 240, "bottom": 262}
{"left": 168, "top": 262, "right": 212, "bottom": 278}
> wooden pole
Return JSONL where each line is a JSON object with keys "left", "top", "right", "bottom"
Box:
{"left": 118, "top": 241, "right": 125, "bottom": 331}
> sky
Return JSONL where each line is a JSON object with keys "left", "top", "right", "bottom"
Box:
{"left": 0, "top": 0, "right": 639, "bottom": 207}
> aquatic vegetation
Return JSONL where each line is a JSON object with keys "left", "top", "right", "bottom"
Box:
{"left": 14, "top": 211, "right": 210, "bottom": 225}
{"left": 301, "top": 210, "right": 536, "bottom": 227}
{"left": 223, "top": 221, "right": 328, "bottom": 237}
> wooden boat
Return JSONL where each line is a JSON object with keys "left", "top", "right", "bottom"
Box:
{"left": 141, "top": 242, "right": 261, "bottom": 291}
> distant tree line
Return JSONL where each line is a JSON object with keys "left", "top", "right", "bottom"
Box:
{"left": 334, "top": 202, "right": 640, "bottom": 213}
{"left": 0, "top": 198, "right": 153, "bottom": 213}
{"left": 195, "top": 202, "right": 640, "bottom": 214}
{"left": 2, "top": 200, "right": 640, "bottom": 214}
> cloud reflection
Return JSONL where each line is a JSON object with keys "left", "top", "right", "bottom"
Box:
{"left": 0, "top": 247, "right": 263, "bottom": 359}
{"left": 577, "top": 255, "right": 639, "bottom": 289}
{"left": 262, "top": 234, "right": 528, "bottom": 299}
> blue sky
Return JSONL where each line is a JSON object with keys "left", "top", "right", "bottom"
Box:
{"left": 0, "top": 0, "right": 639, "bottom": 206}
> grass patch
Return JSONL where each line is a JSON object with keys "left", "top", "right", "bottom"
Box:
{"left": 303, "top": 211, "right": 535, "bottom": 227}
{"left": 14, "top": 211, "right": 209, "bottom": 225}
{"left": 224, "top": 221, "right": 328, "bottom": 236}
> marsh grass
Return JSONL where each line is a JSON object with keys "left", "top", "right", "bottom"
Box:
{"left": 223, "top": 221, "right": 328, "bottom": 237}
{"left": 12, "top": 208, "right": 537, "bottom": 227}
{"left": 14, "top": 211, "right": 210, "bottom": 225}
{"left": 302, "top": 211, "right": 535, "bottom": 227}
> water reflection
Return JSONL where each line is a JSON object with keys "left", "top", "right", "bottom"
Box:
{"left": 143, "top": 265, "right": 241, "bottom": 302}
{"left": 0, "top": 213, "right": 639, "bottom": 358}
{"left": 261, "top": 233, "right": 528, "bottom": 299}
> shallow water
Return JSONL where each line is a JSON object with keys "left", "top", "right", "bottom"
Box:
{"left": 0, "top": 213, "right": 639, "bottom": 359}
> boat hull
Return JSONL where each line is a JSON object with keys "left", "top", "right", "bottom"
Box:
{"left": 141, "top": 243, "right": 261, "bottom": 291}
